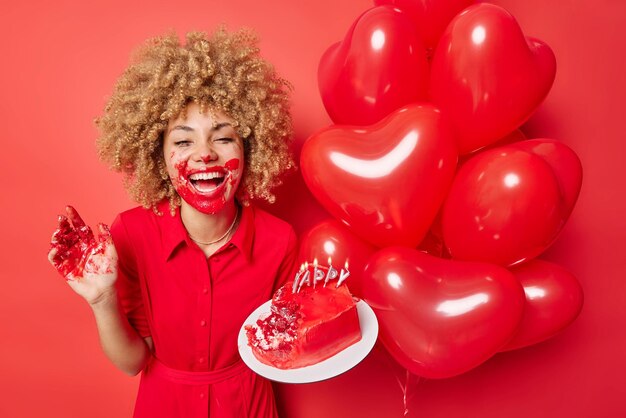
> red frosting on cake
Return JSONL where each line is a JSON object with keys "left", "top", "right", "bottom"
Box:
{"left": 246, "top": 281, "right": 362, "bottom": 369}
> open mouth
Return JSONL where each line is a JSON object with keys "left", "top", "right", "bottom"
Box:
{"left": 188, "top": 171, "right": 228, "bottom": 193}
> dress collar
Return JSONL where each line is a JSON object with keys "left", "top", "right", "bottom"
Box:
{"left": 157, "top": 200, "right": 254, "bottom": 262}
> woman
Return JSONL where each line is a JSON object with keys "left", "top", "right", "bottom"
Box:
{"left": 48, "top": 29, "right": 297, "bottom": 418}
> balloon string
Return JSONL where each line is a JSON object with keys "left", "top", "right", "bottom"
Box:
{"left": 396, "top": 368, "right": 421, "bottom": 417}
{"left": 402, "top": 369, "right": 409, "bottom": 416}
{"left": 376, "top": 345, "right": 420, "bottom": 417}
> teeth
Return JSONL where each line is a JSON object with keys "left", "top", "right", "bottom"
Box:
{"left": 189, "top": 172, "right": 224, "bottom": 181}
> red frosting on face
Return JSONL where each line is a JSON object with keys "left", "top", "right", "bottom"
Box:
{"left": 225, "top": 158, "right": 240, "bottom": 171}
{"left": 171, "top": 158, "right": 242, "bottom": 214}
{"left": 163, "top": 104, "right": 245, "bottom": 215}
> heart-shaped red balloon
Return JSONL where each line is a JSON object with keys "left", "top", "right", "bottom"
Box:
{"left": 301, "top": 104, "right": 458, "bottom": 248}
{"left": 362, "top": 247, "right": 525, "bottom": 379}
{"left": 374, "top": 0, "right": 475, "bottom": 51}
{"left": 510, "top": 139, "right": 583, "bottom": 213}
{"left": 442, "top": 139, "right": 582, "bottom": 266}
{"left": 502, "top": 260, "right": 584, "bottom": 351}
{"left": 430, "top": 3, "right": 556, "bottom": 154}
{"left": 297, "top": 218, "right": 377, "bottom": 299}
{"left": 318, "top": 6, "right": 429, "bottom": 125}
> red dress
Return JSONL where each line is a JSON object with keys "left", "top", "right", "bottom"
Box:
{"left": 110, "top": 201, "right": 297, "bottom": 418}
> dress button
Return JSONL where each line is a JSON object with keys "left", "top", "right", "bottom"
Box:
{"left": 202, "top": 287, "right": 209, "bottom": 294}
{"left": 213, "top": 257, "right": 220, "bottom": 263}
{"left": 200, "top": 392, "right": 205, "bottom": 399}
{"left": 200, "top": 320, "right": 207, "bottom": 327}
{"left": 198, "top": 357, "right": 205, "bottom": 364}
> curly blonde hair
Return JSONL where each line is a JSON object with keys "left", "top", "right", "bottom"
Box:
{"left": 96, "top": 28, "right": 294, "bottom": 212}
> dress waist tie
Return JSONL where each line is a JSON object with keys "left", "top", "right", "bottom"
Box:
{"left": 149, "top": 357, "right": 248, "bottom": 385}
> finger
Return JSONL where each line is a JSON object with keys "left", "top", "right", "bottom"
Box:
{"left": 58, "top": 215, "right": 71, "bottom": 230}
{"left": 66, "top": 206, "right": 94, "bottom": 241}
{"left": 96, "top": 223, "right": 112, "bottom": 243}
{"left": 50, "top": 215, "right": 70, "bottom": 244}
{"left": 96, "top": 223, "right": 118, "bottom": 261}
{"left": 57, "top": 214, "right": 68, "bottom": 228}
{"left": 51, "top": 216, "right": 79, "bottom": 247}
{"left": 47, "top": 247, "right": 57, "bottom": 264}
{"left": 48, "top": 247, "right": 76, "bottom": 279}
{"left": 66, "top": 205, "right": 86, "bottom": 228}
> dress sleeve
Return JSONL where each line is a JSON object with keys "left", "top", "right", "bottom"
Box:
{"left": 110, "top": 214, "right": 152, "bottom": 338}
{"left": 272, "top": 226, "right": 298, "bottom": 293}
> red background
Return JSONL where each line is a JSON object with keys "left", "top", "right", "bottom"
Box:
{"left": 1, "top": 0, "right": 624, "bottom": 417}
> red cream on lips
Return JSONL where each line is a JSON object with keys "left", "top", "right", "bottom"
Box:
{"left": 172, "top": 158, "right": 241, "bottom": 214}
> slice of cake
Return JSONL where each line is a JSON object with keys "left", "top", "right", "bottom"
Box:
{"left": 245, "top": 281, "right": 362, "bottom": 369}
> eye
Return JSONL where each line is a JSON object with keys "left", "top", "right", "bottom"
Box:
{"left": 216, "top": 137, "right": 235, "bottom": 143}
{"left": 174, "top": 139, "right": 192, "bottom": 147}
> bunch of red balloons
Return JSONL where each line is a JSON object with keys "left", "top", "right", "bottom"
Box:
{"left": 299, "top": 1, "right": 584, "bottom": 379}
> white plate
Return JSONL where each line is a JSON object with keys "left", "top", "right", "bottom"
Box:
{"left": 238, "top": 299, "right": 378, "bottom": 384}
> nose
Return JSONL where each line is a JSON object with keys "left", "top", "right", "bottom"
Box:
{"left": 195, "top": 143, "right": 218, "bottom": 164}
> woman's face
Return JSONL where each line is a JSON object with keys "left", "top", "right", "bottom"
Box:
{"left": 163, "top": 103, "right": 244, "bottom": 214}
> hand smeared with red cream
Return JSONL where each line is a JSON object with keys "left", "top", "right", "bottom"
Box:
{"left": 48, "top": 206, "right": 117, "bottom": 281}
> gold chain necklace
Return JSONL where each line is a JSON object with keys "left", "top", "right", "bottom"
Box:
{"left": 189, "top": 208, "right": 239, "bottom": 246}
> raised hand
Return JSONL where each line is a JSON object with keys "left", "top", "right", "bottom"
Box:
{"left": 48, "top": 206, "right": 118, "bottom": 304}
